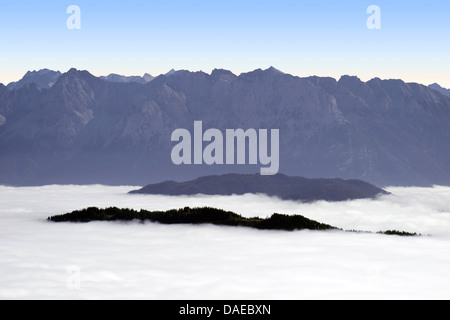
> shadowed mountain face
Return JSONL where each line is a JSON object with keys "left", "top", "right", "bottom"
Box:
{"left": 129, "top": 173, "right": 389, "bottom": 202}
{"left": 0, "top": 67, "right": 450, "bottom": 187}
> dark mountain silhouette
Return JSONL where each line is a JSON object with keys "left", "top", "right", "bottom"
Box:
{"left": 48, "top": 206, "right": 338, "bottom": 231}
{"left": 47, "top": 206, "right": 418, "bottom": 235}
{"left": 129, "top": 173, "right": 388, "bottom": 202}
{"left": 0, "top": 67, "right": 449, "bottom": 187}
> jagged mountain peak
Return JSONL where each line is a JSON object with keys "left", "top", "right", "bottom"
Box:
{"left": 25, "top": 68, "right": 56, "bottom": 76}
{"left": 164, "top": 69, "right": 178, "bottom": 76}
{"left": 142, "top": 73, "right": 154, "bottom": 81}
{"left": 265, "top": 66, "right": 284, "bottom": 74}
{"left": 7, "top": 68, "right": 62, "bottom": 90}
{"left": 100, "top": 72, "right": 155, "bottom": 84}
{"left": 429, "top": 83, "right": 450, "bottom": 96}
{"left": 66, "top": 67, "right": 90, "bottom": 75}
{"left": 54, "top": 68, "right": 97, "bottom": 84}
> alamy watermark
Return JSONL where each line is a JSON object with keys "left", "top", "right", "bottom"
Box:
{"left": 367, "top": 5, "right": 381, "bottom": 30}
{"left": 67, "top": 5, "right": 81, "bottom": 30}
{"left": 66, "top": 265, "right": 82, "bottom": 290}
{"left": 171, "top": 121, "right": 279, "bottom": 175}
{"left": 64, "top": 5, "right": 379, "bottom": 30}
{"left": 64, "top": 5, "right": 379, "bottom": 31}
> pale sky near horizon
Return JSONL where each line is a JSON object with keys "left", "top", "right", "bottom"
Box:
{"left": 1, "top": 0, "right": 449, "bottom": 87}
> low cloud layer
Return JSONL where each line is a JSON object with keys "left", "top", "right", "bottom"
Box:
{"left": 1, "top": 185, "right": 450, "bottom": 299}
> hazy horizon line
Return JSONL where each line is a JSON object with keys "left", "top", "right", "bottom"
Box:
{"left": 2, "top": 66, "right": 449, "bottom": 90}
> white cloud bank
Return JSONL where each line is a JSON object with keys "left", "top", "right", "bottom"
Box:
{"left": 1, "top": 184, "right": 450, "bottom": 300}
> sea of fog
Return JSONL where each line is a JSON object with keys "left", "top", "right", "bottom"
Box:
{"left": 1, "top": 184, "right": 450, "bottom": 300}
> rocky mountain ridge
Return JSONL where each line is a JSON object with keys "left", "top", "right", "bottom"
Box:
{"left": 0, "top": 67, "right": 449, "bottom": 187}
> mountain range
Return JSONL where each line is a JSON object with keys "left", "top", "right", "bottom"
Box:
{"left": 5, "top": 69, "right": 181, "bottom": 90}
{"left": 0, "top": 67, "right": 449, "bottom": 187}
{"left": 6, "top": 69, "right": 62, "bottom": 90}
{"left": 7, "top": 68, "right": 450, "bottom": 96}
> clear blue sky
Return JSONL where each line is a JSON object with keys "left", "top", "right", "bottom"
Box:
{"left": 1, "top": 0, "right": 449, "bottom": 87}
